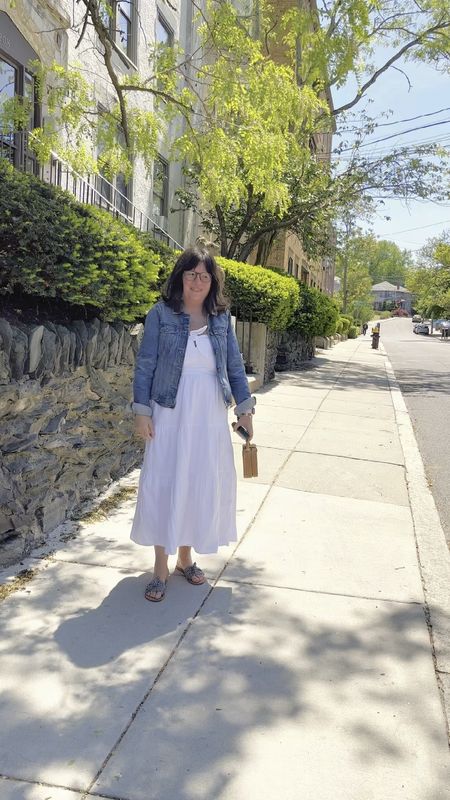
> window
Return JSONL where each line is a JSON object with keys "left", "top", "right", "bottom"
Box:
{"left": 287, "top": 257, "right": 293, "bottom": 275}
{"left": 117, "top": 2, "right": 133, "bottom": 57}
{"left": 294, "top": 263, "right": 299, "bottom": 278}
{"left": 105, "top": 2, "right": 135, "bottom": 62}
{"left": 0, "top": 56, "right": 17, "bottom": 163}
{"left": 156, "top": 13, "right": 173, "bottom": 46}
{"left": 0, "top": 53, "right": 38, "bottom": 172}
{"left": 155, "top": 13, "right": 173, "bottom": 100}
{"left": 153, "top": 156, "right": 169, "bottom": 217}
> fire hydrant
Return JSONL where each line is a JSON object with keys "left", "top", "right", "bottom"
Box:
{"left": 371, "top": 324, "right": 380, "bottom": 349}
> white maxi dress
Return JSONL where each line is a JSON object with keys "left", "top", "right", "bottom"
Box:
{"left": 130, "top": 325, "right": 237, "bottom": 554}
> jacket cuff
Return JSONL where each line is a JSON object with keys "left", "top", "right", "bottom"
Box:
{"left": 132, "top": 402, "right": 153, "bottom": 417}
{"left": 234, "top": 396, "right": 256, "bottom": 417}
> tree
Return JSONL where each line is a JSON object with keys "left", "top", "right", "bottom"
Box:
{"left": 335, "top": 246, "right": 374, "bottom": 323}
{"left": 335, "top": 235, "right": 413, "bottom": 287}
{"left": 2, "top": 1, "right": 449, "bottom": 261}
{"left": 407, "top": 231, "right": 450, "bottom": 317}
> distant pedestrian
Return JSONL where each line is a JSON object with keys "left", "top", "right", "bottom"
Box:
{"left": 362, "top": 323, "right": 368, "bottom": 335}
{"left": 130, "top": 248, "right": 255, "bottom": 602}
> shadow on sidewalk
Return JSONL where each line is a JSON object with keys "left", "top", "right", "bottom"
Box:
{"left": 87, "top": 567, "right": 449, "bottom": 799}
{"left": 0, "top": 558, "right": 448, "bottom": 797}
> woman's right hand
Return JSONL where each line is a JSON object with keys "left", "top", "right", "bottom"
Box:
{"left": 134, "top": 415, "right": 154, "bottom": 441}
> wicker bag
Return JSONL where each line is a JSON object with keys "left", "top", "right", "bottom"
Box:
{"left": 242, "top": 442, "right": 258, "bottom": 478}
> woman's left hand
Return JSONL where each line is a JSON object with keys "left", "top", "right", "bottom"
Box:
{"left": 238, "top": 413, "right": 253, "bottom": 440}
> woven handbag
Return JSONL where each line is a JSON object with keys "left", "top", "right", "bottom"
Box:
{"left": 242, "top": 442, "right": 258, "bottom": 478}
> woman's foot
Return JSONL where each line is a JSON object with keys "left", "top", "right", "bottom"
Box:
{"left": 175, "top": 561, "right": 206, "bottom": 585}
{"left": 144, "top": 575, "right": 168, "bottom": 602}
{"left": 145, "top": 560, "right": 169, "bottom": 601}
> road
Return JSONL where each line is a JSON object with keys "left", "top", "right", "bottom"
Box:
{"left": 379, "top": 317, "right": 450, "bottom": 548}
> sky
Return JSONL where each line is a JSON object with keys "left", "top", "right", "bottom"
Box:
{"left": 333, "top": 54, "right": 450, "bottom": 259}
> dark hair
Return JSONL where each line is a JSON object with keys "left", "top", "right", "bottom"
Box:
{"left": 162, "top": 247, "right": 228, "bottom": 314}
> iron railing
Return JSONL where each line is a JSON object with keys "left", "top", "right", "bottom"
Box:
{"left": 0, "top": 130, "right": 183, "bottom": 250}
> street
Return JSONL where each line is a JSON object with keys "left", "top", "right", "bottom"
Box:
{"left": 379, "top": 317, "right": 450, "bottom": 548}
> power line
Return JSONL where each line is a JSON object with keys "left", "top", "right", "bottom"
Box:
{"left": 338, "top": 107, "right": 450, "bottom": 131}
{"left": 339, "top": 118, "right": 450, "bottom": 152}
{"left": 375, "top": 219, "right": 450, "bottom": 236}
{"left": 367, "top": 107, "right": 450, "bottom": 128}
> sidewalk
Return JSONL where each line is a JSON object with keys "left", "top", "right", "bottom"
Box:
{"left": 1, "top": 335, "right": 450, "bottom": 800}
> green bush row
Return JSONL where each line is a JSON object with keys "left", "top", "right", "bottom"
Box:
{"left": 0, "top": 161, "right": 161, "bottom": 322}
{"left": 0, "top": 162, "right": 339, "bottom": 337}
{"left": 287, "top": 284, "right": 339, "bottom": 338}
{"left": 217, "top": 256, "right": 300, "bottom": 331}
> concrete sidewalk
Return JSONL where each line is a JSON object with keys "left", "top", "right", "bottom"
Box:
{"left": 1, "top": 335, "right": 450, "bottom": 800}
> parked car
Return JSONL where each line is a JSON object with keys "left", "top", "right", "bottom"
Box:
{"left": 412, "top": 314, "right": 422, "bottom": 323}
{"left": 440, "top": 321, "right": 450, "bottom": 338}
{"left": 413, "top": 323, "right": 429, "bottom": 335}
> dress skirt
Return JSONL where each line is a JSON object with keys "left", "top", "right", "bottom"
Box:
{"left": 130, "top": 326, "right": 238, "bottom": 554}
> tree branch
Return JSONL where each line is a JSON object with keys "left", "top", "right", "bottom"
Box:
{"left": 332, "top": 20, "right": 450, "bottom": 116}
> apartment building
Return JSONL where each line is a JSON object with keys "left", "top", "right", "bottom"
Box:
{"left": 0, "top": 0, "right": 196, "bottom": 248}
{"left": 0, "top": 0, "right": 334, "bottom": 286}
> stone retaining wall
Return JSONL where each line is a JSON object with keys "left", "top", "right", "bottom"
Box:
{"left": 264, "top": 329, "right": 281, "bottom": 382}
{"left": 275, "top": 330, "right": 315, "bottom": 371}
{"left": 0, "top": 316, "right": 144, "bottom": 567}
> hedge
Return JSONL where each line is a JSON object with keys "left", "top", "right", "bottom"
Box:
{"left": 0, "top": 161, "right": 161, "bottom": 322}
{"left": 288, "top": 284, "right": 339, "bottom": 339}
{"left": 217, "top": 256, "right": 299, "bottom": 331}
{"left": 0, "top": 162, "right": 337, "bottom": 337}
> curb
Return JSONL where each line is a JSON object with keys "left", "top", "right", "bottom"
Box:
{"left": 382, "top": 343, "right": 450, "bottom": 743}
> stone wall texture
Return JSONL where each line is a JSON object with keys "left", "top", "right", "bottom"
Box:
{"left": 275, "top": 330, "right": 315, "bottom": 371}
{"left": 264, "top": 330, "right": 281, "bottom": 383}
{"left": 0, "top": 316, "right": 144, "bottom": 567}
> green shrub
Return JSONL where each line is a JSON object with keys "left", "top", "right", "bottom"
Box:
{"left": 339, "top": 316, "right": 352, "bottom": 333}
{"left": 335, "top": 318, "right": 344, "bottom": 334}
{"left": 0, "top": 161, "right": 161, "bottom": 321}
{"left": 138, "top": 233, "right": 180, "bottom": 292}
{"left": 217, "top": 256, "right": 299, "bottom": 330}
{"left": 288, "top": 284, "right": 339, "bottom": 339}
{"left": 347, "top": 325, "right": 359, "bottom": 339}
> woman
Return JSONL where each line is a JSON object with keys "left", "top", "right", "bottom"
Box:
{"left": 131, "top": 247, "right": 255, "bottom": 602}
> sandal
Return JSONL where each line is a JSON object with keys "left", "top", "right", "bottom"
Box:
{"left": 144, "top": 576, "right": 167, "bottom": 602}
{"left": 175, "top": 562, "right": 206, "bottom": 585}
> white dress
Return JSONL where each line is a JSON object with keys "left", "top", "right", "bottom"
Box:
{"left": 130, "top": 326, "right": 237, "bottom": 554}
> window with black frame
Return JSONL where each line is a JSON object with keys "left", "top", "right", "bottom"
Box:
{"left": 153, "top": 156, "right": 168, "bottom": 218}
{"left": 102, "top": 1, "right": 135, "bottom": 62}
{"left": 152, "top": 155, "right": 169, "bottom": 242}
{"left": 0, "top": 55, "right": 17, "bottom": 164}
{"left": 0, "top": 57, "right": 38, "bottom": 172}
{"left": 116, "top": 1, "right": 133, "bottom": 58}
{"left": 156, "top": 12, "right": 173, "bottom": 47}
{"left": 0, "top": 13, "right": 39, "bottom": 173}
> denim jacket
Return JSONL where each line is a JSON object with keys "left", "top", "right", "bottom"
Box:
{"left": 132, "top": 301, "right": 255, "bottom": 417}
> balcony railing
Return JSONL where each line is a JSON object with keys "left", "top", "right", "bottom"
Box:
{"left": 1, "top": 130, "right": 183, "bottom": 250}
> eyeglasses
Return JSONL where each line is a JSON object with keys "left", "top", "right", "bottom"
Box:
{"left": 183, "top": 270, "right": 212, "bottom": 284}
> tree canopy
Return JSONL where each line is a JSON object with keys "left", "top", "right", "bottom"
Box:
{"left": 1, "top": 0, "right": 449, "bottom": 261}
{"left": 407, "top": 231, "right": 450, "bottom": 317}
{"left": 336, "top": 235, "right": 413, "bottom": 287}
